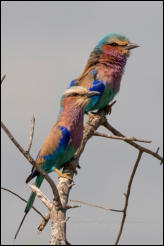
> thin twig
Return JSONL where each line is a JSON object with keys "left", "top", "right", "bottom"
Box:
{"left": 94, "top": 131, "right": 151, "bottom": 143}
{"left": 1, "top": 187, "right": 44, "bottom": 219}
{"left": 25, "top": 116, "right": 35, "bottom": 152}
{"left": 114, "top": 150, "right": 143, "bottom": 245}
{"left": 66, "top": 205, "right": 81, "bottom": 210}
{"left": 70, "top": 199, "right": 123, "bottom": 212}
{"left": 156, "top": 147, "right": 160, "bottom": 154}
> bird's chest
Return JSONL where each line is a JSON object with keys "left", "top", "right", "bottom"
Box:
{"left": 70, "top": 116, "right": 83, "bottom": 150}
{"left": 97, "top": 64, "right": 122, "bottom": 92}
{"left": 94, "top": 65, "right": 122, "bottom": 109}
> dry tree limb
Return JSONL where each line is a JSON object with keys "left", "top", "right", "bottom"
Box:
{"left": 114, "top": 150, "right": 143, "bottom": 245}
{"left": 25, "top": 115, "right": 35, "bottom": 153}
{"left": 49, "top": 171, "right": 74, "bottom": 245}
{"left": 38, "top": 212, "right": 50, "bottom": 234}
{"left": 66, "top": 205, "right": 81, "bottom": 209}
{"left": 37, "top": 203, "right": 81, "bottom": 235}
{"left": 29, "top": 184, "right": 53, "bottom": 210}
{"left": 38, "top": 167, "right": 76, "bottom": 241}
{"left": 156, "top": 147, "right": 160, "bottom": 154}
{"left": 1, "top": 186, "right": 45, "bottom": 219}
{"left": 94, "top": 131, "right": 151, "bottom": 143}
{"left": 70, "top": 199, "right": 123, "bottom": 212}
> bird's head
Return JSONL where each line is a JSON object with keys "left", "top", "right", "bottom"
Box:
{"left": 62, "top": 86, "right": 100, "bottom": 110}
{"left": 96, "top": 33, "right": 139, "bottom": 57}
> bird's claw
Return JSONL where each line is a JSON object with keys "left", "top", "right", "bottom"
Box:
{"left": 55, "top": 168, "right": 72, "bottom": 180}
{"left": 86, "top": 112, "right": 98, "bottom": 121}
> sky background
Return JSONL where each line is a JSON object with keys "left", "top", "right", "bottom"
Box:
{"left": 1, "top": 1, "right": 163, "bottom": 245}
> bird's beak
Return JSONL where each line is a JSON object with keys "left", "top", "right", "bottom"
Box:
{"left": 125, "top": 43, "right": 140, "bottom": 50}
{"left": 86, "top": 91, "right": 100, "bottom": 97}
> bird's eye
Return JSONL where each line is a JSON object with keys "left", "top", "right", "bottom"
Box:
{"left": 71, "top": 93, "right": 79, "bottom": 97}
{"left": 110, "top": 42, "right": 118, "bottom": 47}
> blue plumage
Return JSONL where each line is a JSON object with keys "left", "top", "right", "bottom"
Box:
{"left": 31, "top": 127, "right": 71, "bottom": 179}
{"left": 69, "top": 79, "right": 77, "bottom": 87}
{"left": 86, "top": 79, "right": 105, "bottom": 112}
{"left": 59, "top": 126, "right": 71, "bottom": 147}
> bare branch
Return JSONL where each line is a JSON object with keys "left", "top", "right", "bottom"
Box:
{"left": 66, "top": 205, "right": 81, "bottom": 210}
{"left": 25, "top": 116, "right": 35, "bottom": 153}
{"left": 29, "top": 184, "right": 53, "bottom": 210}
{"left": 114, "top": 150, "right": 143, "bottom": 245}
{"left": 38, "top": 212, "right": 50, "bottom": 234}
{"left": 37, "top": 168, "right": 75, "bottom": 236}
{"left": 1, "top": 186, "right": 44, "bottom": 219}
{"left": 74, "top": 109, "right": 107, "bottom": 160}
{"left": 70, "top": 199, "right": 123, "bottom": 213}
{"left": 94, "top": 131, "right": 151, "bottom": 143}
{"left": 156, "top": 147, "right": 160, "bottom": 154}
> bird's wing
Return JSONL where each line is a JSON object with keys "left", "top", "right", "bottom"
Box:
{"left": 69, "top": 70, "right": 105, "bottom": 112}
{"left": 25, "top": 124, "right": 71, "bottom": 183}
{"left": 69, "top": 69, "right": 105, "bottom": 93}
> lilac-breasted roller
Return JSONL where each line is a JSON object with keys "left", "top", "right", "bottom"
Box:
{"left": 69, "top": 33, "right": 139, "bottom": 113}
{"left": 14, "top": 86, "right": 99, "bottom": 239}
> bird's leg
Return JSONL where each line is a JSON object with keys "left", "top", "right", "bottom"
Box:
{"left": 55, "top": 168, "right": 72, "bottom": 180}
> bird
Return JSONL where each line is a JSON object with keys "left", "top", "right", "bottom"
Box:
{"left": 14, "top": 86, "right": 100, "bottom": 239}
{"left": 69, "top": 33, "right": 139, "bottom": 113}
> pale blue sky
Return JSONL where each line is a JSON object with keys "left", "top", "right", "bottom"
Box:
{"left": 1, "top": 1, "right": 163, "bottom": 245}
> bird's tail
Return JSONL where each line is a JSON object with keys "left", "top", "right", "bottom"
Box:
{"left": 14, "top": 212, "right": 28, "bottom": 240}
{"left": 14, "top": 175, "right": 44, "bottom": 240}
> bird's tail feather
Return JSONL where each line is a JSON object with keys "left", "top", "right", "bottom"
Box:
{"left": 25, "top": 174, "right": 44, "bottom": 213}
{"left": 14, "top": 175, "right": 44, "bottom": 240}
{"left": 14, "top": 212, "right": 28, "bottom": 240}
